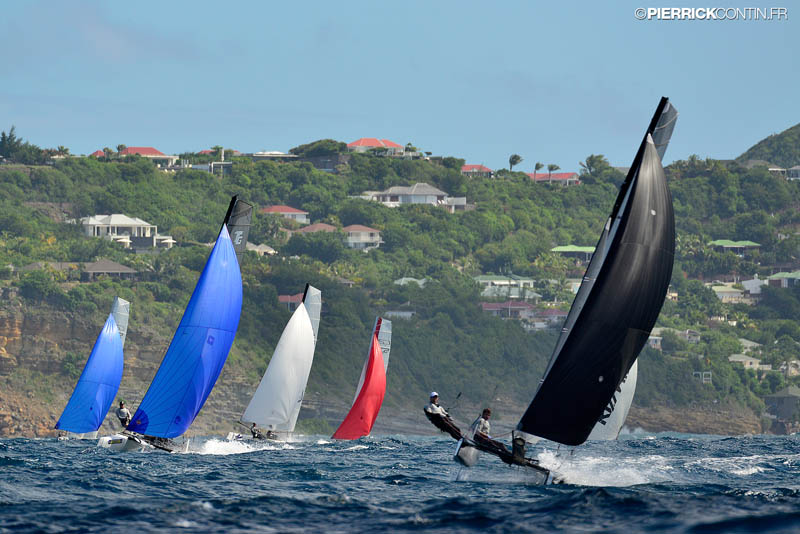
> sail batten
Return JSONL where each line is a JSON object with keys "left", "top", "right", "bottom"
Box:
{"left": 126, "top": 225, "right": 243, "bottom": 439}
{"left": 517, "top": 98, "right": 677, "bottom": 446}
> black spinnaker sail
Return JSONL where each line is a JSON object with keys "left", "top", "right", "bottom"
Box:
{"left": 516, "top": 97, "right": 678, "bottom": 446}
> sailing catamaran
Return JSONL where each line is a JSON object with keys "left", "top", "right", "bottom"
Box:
{"left": 98, "top": 196, "right": 252, "bottom": 452}
{"left": 229, "top": 284, "right": 321, "bottom": 441}
{"left": 55, "top": 297, "right": 130, "bottom": 439}
{"left": 332, "top": 317, "right": 391, "bottom": 440}
{"left": 436, "top": 97, "right": 677, "bottom": 483}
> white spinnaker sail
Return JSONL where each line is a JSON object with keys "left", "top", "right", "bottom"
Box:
{"left": 241, "top": 299, "right": 318, "bottom": 432}
{"left": 111, "top": 297, "right": 130, "bottom": 347}
{"left": 351, "top": 318, "right": 392, "bottom": 404}
{"left": 587, "top": 359, "right": 638, "bottom": 440}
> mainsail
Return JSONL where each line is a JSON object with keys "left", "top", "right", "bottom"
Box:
{"left": 241, "top": 284, "right": 321, "bottom": 432}
{"left": 55, "top": 298, "right": 128, "bottom": 434}
{"left": 587, "top": 359, "right": 638, "bottom": 440}
{"left": 332, "top": 317, "right": 391, "bottom": 439}
{"left": 127, "top": 223, "right": 244, "bottom": 439}
{"left": 517, "top": 97, "right": 677, "bottom": 446}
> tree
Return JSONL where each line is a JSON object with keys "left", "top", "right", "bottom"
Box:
{"left": 509, "top": 154, "right": 522, "bottom": 171}
{"left": 102, "top": 147, "right": 113, "bottom": 161}
{"left": 212, "top": 145, "right": 223, "bottom": 160}
{"left": 116, "top": 144, "right": 127, "bottom": 158}
{"left": 547, "top": 163, "right": 560, "bottom": 184}
{"left": 0, "top": 126, "right": 22, "bottom": 158}
{"left": 535, "top": 162, "right": 543, "bottom": 174}
{"left": 289, "top": 139, "right": 347, "bottom": 158}
{"left": 56, "top": 146, "right": 70, "bottom": 157}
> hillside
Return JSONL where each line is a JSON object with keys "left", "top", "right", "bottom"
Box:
{"left": 737, "top": 122, "right": 800, "bottom": 168}
{"left": 0, "top": 131, "right": 799, "bottom": 438}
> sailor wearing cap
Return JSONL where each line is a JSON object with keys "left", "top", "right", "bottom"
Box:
{"left": 424, "top": 392, "right": 449, "bottom": 417}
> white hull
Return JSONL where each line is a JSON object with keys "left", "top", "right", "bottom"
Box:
{"left": 97, "top": 434, "right": 152, "bottom": 452}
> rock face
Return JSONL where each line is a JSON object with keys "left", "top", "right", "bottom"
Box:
{"left": 626, "top": 405, "right": 763, "bottom": 435}
{"left": 0, "top": 304, "right": 256, "bottom": 438}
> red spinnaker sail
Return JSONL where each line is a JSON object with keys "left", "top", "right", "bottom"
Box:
{"left": 332, "top": 333, "right": 386, "bottom": 439}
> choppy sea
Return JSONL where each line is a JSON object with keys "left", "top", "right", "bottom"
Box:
{"left": 3, "top": 432, "right": 800, "bottom": 533}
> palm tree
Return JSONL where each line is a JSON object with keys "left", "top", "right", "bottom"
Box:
{"left": 547, "top": 163, "right": 560, "bottom": 184}
{"left": 212, "top": 145, "right": 223, "bottom": 160}
{"left": 534, "top": 162, "right": 544, "bottom": 182}
{"left": 116, "top": 144, "right": 127, "bottom": 158}
{"left": 56, "top": 146, "right": 69, "bottom": 157}
{"left": 102, "top": 147, "right": 113, "bottom": 161}
{"left": 509, "top": 154, "right": 522, "bottom": 172}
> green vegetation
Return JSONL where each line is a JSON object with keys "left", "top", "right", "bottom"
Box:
{"left": 738, "top": 122, "right": 800, "bottom": 168}
{"left": 1, "top": 126, "right": 799, "bottom": 423}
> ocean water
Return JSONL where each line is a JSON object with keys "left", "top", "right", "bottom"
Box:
{"left": 3, "top": 432, "right": 800, "bottom": 533}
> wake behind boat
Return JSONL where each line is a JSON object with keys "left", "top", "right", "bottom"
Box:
{"left": 426, "top": 97, "right": 678, "bottom": 483}
{"left": 98, "top": 196, "right": 252, "bottom": 453}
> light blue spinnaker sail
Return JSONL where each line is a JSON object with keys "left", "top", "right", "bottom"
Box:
{"left": 127, "top": 225, "right": 242, "bottom": 438}
{"left": 55, "top": 313, "right": 124, "bottom": 434}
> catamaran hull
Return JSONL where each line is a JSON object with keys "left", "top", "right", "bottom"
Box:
{"left": 226, "top": 432, "right": 285, "bottom": 443}
{"left": 97, "top": 434, "right": 151, "bottom": 452}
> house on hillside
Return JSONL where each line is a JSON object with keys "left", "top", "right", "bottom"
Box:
{"left": 527, "top": 172, "right": 581, "bottom": 186}
{"left": 728, "top": 353, "right": 761, "bottom": 369}
{"left": 394, "top": 277, "right": 427, "bottom": 287}
{"left": 260, "top": 205, "right": 310, "bottom": 224}
{"left": 343, "top": 224, "right": 381, "bottom": 250}
{"left": 474, "top": 274, "right": 535, "bottom": 289}
{"left": 347, "top": 138, "right": 404, "bottom": 155}
{"left": 708, "top": 283, "right": 745, "bottom": 304}
{"left": 481, "top": 286, "right": 542, "bottom": 302}
{"left": 91, "top": 146, "right": 178, "bottom": 167}
{"left": 551, "top": 245, "right": 595, "bottom": 262}
{"left": 278, "top": 293, "right": 304, "bottom": 311}
{"left": 647, "top": 336, "right": 663, "bottom": 351}
{"left": 768, "top": 271, "right": 800, "bottom": 288}
{"left": 79, "top": 214, "right": 175, "bottom": 250}
{"left": 708, "top": 239, "right": 761, "bottom": 257}
{"left": 481, "top": 301, "right": 536, "bottom": 320}
{"left": 461, "top": 164, "right": 494, "bottom": 179}
{"left": 246, "top": 242, "right": 277, "bottom": 256}
{"left": 742, "top": 276, "right": 768, "bottom": 298}
{"left": 292, "top": 222, "right": 337, "bottom": 235}
{"left": 361, "top": 183, "right": 471, "bottom": 213}
{"left": 788, "top": 165, "right": 800, "bottom": 181}
{"left": 82, "top": 260, "right": 138, "bottom": 281}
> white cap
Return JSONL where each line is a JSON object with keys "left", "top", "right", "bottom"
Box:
{"left": 430, "top": 391, "right": 439, "bottom": 398}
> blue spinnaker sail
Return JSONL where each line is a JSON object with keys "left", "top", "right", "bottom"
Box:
{"left": 127, "top": 226, "right": 242, "bottom": 438}
{"left": 55, "top": 314, "right": 124, "bottom": 434}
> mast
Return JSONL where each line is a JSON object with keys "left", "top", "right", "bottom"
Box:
{"left": 516, "top": 98, "right": 677, "bottom": 446}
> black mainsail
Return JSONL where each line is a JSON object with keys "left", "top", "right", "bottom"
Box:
{"left": 517, "top": 97, "right": 678, "bottom": 446}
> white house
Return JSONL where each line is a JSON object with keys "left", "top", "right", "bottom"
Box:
{"left": 729, "top": 353, "right": 761, "bottom": 369}
{"left": 343, "top": 224, "right": 382, "bottom": 250}
{"left": 362, "top": 182, "right": 470, "bottom": 212}
{"left": 79, "top": 214, "right": 174, "bottom": 250}
{"left": 787, "top": 165, "right": 800, "bottom": 181}
{"left": 260, "top": 205, "right": 310, "bottom": 224}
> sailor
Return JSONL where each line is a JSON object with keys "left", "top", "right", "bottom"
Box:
{"left": 471, "top": 408, "right": 508, "bottom": 457}
{"left": 424, "top": 392, "right": 462, "bottom": 440}
{"left": 251, "top": 423, "right": 264, "bottom": 439}
{"left": 425, "top": 392, "right": 448, "bottom": 417}
{"left": 116, "top": 401, "right": 131, "bottom": 428}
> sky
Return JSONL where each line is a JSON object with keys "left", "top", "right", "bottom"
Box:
{"left": 1, "top": 1, "right": 797, "bottom": 171}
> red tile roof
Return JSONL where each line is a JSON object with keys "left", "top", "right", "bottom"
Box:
{"left": 527, "top": 172, "right": 580, "bottom": 182}
{"left": 121, "top": 147, "right": 166, "bottom": 157}
{"left": 90, "top": 150, "right": 105, "bottom": 157}
{"left": 347, "top": 138, "right": 403, "bottom": 149}
{"left": 461, "top": 164, "right": 493, "bottom": 173}
{"left": 296, "top": 223, "right": 336, "bottom": 233}
{"left": 343, "top": 224, "right": 380, "bottom": 233}
{"left": 261, "top": 205, "right": 308, "bottom": 214}
{"left": 278, "top": 293, "right": 304, "bottom": 304}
